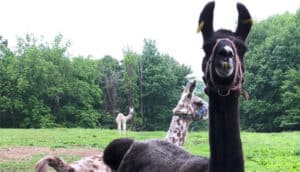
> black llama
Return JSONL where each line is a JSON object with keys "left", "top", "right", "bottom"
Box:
{"left": 103, "top": 2, "right": 252, "bottom": 172}
{"left": 199, "top": 1, "right": 252, "bottom": 172}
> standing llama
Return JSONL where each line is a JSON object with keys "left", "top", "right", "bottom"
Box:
{"left": 199, "top": 2, "right": 252, "bottom": 171}
{"left": 165, "top": 80, "right": 208, "bottom": 147}
{"left": 103, "top": 2, "right": 252, "bottom": 172}
{"left": 116, "top": 106, "right": 135, "bottom": 133}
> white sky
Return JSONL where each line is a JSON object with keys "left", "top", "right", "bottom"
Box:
{"left": 1, "top": 0, "right": 299, "bottom": 78}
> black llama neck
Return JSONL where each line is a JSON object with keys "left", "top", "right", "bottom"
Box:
{"left": 208, "top": 91, "right": 244, "bottom": 172}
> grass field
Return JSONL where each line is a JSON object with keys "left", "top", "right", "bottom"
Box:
{"left": 0, "top": 128, "right": 299, "bottom": 172}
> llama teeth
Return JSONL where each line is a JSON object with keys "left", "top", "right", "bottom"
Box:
{"left": 222, "top": 62, "right": 229, "bottom": 69}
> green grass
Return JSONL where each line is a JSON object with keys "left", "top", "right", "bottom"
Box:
{"left": 0, "top": 128, "right": 299, "bottom": 172}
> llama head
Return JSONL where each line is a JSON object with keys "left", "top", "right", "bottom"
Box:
{"left": 191, "top": 96, "right": 208, "bottom": 120}
{"left": 198, "top": 2, "right": 252, "bottom": 91}
{"left": 173, "top": 80, "right": 196, "bottom": 115}
{"left": 129, "top": 106, "right": 135, "bottom": 115}
{"left": 173, "top": 80, "right": 208, "bottom": 119}
{"left": 103, "top": 138, "right": 134, "bottom": 171}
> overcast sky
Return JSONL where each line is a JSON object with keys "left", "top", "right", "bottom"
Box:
{"left": 1, "top": 0, "right": 299, "bottom": 78}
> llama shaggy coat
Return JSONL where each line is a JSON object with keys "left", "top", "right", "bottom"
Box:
{"left": 104, "top": 139, "right": 208, "bottom": 172}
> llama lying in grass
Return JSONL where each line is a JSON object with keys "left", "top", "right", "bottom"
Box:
{"left": 115, "top": 106, "right": 135, "bottom": 133}
{"left": 103, "top": 138, "right": 209, "bottom": 172}
{"left": 36, "top": 154, "right": 110, "bottom": 172}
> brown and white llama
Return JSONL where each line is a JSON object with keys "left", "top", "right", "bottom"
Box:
{"left": 165, "top": 80, "right": 208, "bottom": 147}
{"left": 36, "top": 154, "right": 110, "bottom": 172}
{"left": 103, "top": 2, "right": 252, "bottom": 172}
{"left": 116, "top": 106, "right": 135, "bottom": 133}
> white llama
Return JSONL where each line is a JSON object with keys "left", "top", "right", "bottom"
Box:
{"left": 115, "top": 106, "right": 134, "bottom": 133}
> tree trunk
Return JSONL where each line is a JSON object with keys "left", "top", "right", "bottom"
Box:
{"left": 138, "top": 59, "right": 144, "bottom": 129}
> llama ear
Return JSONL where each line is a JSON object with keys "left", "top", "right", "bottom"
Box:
{"left": 189, "top": 80, "right": 196, "bottom": 93}
{"left": 197, "top": 1, "right": 215, "bottom": 43}
{"left": 235, "top": 3, "right": 253, "bottom": 41}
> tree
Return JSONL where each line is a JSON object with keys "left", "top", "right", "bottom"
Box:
{"left": 98, "top": 56, "right": 120, "bottom": 117}
{"left": 0, "top": 34, "right": 195, "bottom": 130}
{"left": 275, "top": 67, "right": 300, "bottom": 130}
{"left": 140, "top": 39, "right": 192, "bottom": 130}
{"left": 0, "top": 34, "right": 104, "bottom": 128}
{"left": 241, "top": 10, "right": 300, "bottom": 131}
{"left": 120, "top": 49, "right": 139, "bottom": 130}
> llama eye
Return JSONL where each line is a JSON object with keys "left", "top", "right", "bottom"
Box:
{"left": 235, "top": 42, "right": 247, "bottom": 55}
{"left": 194, "top": 102, "right": 203, "bottom": 106}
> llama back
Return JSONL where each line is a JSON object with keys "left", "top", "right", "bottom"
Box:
{"left": 70, "top": 154, "right": 110, "bottom": 172}
{"left": 103, "top": 138, "right": 208, "bottom": 172}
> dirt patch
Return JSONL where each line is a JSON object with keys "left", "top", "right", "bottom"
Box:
{"left": 0, "top": 147, "right": 102, "bottom": 162}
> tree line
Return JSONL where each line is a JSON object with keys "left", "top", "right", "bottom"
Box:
{"left": 0, "top": 35, "right": 193, "bottom": 130}
{"left": 240, "top": 9, "right": 300, "bottom": 131}
{"left": 0, "top": 9, "right": 299, "bottom": 131}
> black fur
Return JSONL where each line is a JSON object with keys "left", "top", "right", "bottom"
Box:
{"left": 104, "top": 139, "right": 208, "bottom": 172}
{"left": 199, "top": 2, "right": 252, "bottom": 43}
{"left": 208, "top": 91, "right": 244, "bottom": 172}
{"left": 198, "top": 1, "right": 215, "bottom": 42}
{"left": 103, "top": 138, "right": 134, "bottom": 171}
{"left": 235, "top": 3, "right": 253, "bottom": 41}
{"left": 198, "top": 1, "right": 252, "bottom": 172}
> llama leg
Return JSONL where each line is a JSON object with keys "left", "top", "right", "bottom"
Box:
{"left": 123, "top": 121, "right": 127, "bottom": 133}
{"left": 117, "top": 122, "right": 122, "bottom": 133}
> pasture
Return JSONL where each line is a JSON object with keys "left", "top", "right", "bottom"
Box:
{"left": 0, "top": 128, "right": 299, "bottom": 172}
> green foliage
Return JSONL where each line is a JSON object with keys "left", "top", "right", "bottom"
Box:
{"left": 0, "top": 34, "right": 104, "bottom": 128}
{"left": 275, "top": 67, "right": 300, "bottom": 130}
{"left": 97, "top": 55, "right": 120, "bottom": 118}
{"left": 140, "top": 39, "right": 192, "bottom": 130}
{"left": 241, "top": 10, "right": 300, "bottom": 131}
{"left": 0, "top": 35, "right": 193, "bottom": 130}
{"left": 120, "top": 49, "right": 139, "bottom": 107}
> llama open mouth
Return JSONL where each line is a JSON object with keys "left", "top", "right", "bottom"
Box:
{"left": 215, "top": 58, "right": 234, "bottom": 78}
